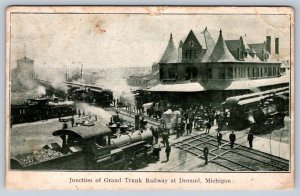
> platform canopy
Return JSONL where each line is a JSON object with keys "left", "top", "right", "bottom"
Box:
{"left": 147, "top": 82, "right": 206, "bottom": 92}
{"left": 225, "top": 76, "right": 290, "bottom": 90}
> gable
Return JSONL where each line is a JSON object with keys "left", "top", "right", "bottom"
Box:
{"left": 182, "top": 30, "right": 202, "bottom": 50}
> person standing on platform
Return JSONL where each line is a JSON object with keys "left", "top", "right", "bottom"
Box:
{"left": 153, "top": 128, "right": 159, "bottom": 144}
{"left": 205, "top": 121, "right": 211, "bottom": 134}
{"left": 229, "top": 130, "right": 236, "bottom": 149}
{"left": 247, "top": 131, "right": 254, "bottom": 149}
{"left": 189, "top": 117, "right": 193, "bottom": 135}
{"left": 150, "top": 126, "right": 155, "bottom": 144}
{"left": 70, "top": 116, "right": 75, "bottom": 127}
{"left": 165, "top": 145, "right": 171, "bottom": 162}
{"left": 62, "top": 121, "right": 68, "bottom": 129}
{"left": 217, "top": 130, "right": 223, "bottom": 149}
{"left": 186, "top": 118, "right": 190, "bottom": 136}
{"left": 162, "top": 129, "right": 169, "bottom": 147}
{"left": 203, "top": 144, "right": 209, "bottom": 165}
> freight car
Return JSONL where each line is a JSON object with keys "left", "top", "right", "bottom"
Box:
{"left": 222, "top": 87, "right": 289, "bottom": 132}
{"left": 11, "top": 97, "right": 76, "bottom": 125}
{"left": 10, "top": 123, "right": 154, "bottom": 170}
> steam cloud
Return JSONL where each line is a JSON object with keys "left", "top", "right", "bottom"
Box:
{"left": 96, "top": 69, "right": 136, "bottom": 107}
{"left": 36, "top": 67, "right": 68, "bottom": 93}
{"left": 76, "top": 102, "right": 112, "bottom": 122}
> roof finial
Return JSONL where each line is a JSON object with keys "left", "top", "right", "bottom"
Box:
{"left": 170, "top": 33, "right": 173, "bottom": 39}
{"left": 205, "top": 26, "right": 207, "bottom": 31}
{"left": 219, "top": 29, "right": 222, "bottom": 36}
{"left": 245, "top": 33, "right": 247, "bottom": 37}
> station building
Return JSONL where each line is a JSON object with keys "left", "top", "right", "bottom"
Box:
{"left": 148, "top": 27, "right": 289, "bottom": 105}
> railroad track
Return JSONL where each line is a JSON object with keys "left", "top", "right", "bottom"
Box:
{"left": 172, "top": 134, "right": 289, "bottom": 171}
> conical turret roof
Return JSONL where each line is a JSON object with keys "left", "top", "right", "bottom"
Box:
{"left": 209, "top": 29, "right": 235, "bottom": 62}
{"left": 159, "top": 33, "right": 178, "bottom": 64}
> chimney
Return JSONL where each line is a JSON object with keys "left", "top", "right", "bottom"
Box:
{"left": 266, "top": 36, "right": 271, "bottom": 54}
{"left": 275, "top": 37, "right": 279, "bottom": 55}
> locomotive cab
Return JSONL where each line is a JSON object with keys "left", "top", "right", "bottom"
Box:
{"left": 52, "top": 124, "right": 113, "bottom": 169}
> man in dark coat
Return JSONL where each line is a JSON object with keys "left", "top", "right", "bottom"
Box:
{"left": 217, "top": 130, "right": 223, "bottom": 149}
{"left": 152, "top": 128, "right": 159, "bottom": 144}
{"left": 62, "top": 122, "right": 68, "bottom": 129}
{"left": 247, "top": 131, "right": 254, "bottom": 148}
{"left": 165, "top": 145, "right": 171, "bottom": 162}
{"left": 70, "top": 116, "right": 75, "bottom": 127}
{"left": 203, "top": 145, "right": 209, "bottom": 165}
{"left": 205, "top": 122, "right": 211, "bottom": 134}
{"left": 162, "top": 130, "right": 169, "bottom": 147}
{"left": 152, "top": 145, "right": 161, "bottom": 161}
{"left": 229, "top": 131, "right": 236, "bottom": 149}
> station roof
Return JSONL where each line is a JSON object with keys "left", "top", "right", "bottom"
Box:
{"left": 53, "top": 123, "right": 111, "bottom": 139}
{"left": 208, "top": 29, "right": 236, "bottom": 62}
{"left": 147, "top": 82, "right": 205, "bottom": 92}
{"left": 159, "top": 33, "right": 178, "bottom": 64}
{"left": 225, "top": 76, "right": 290, "bottom": 90}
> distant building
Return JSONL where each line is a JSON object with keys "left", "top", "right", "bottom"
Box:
{"left": 11, "top": 56, "right": 37, "bottom": 93}
{"left": 15, "top": 56, "right": 35, "bottom": 80}
{"left": 127, "top": 75, "right": 150, "bottom": 88}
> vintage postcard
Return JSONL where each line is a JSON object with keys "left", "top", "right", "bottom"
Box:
{"left": 6, "top": 6, "right": 294, "bottom": 190}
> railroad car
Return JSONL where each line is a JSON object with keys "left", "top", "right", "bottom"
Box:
{"left": 68, "top": 85, "right": 113, "bottom": 107}
{"left": 222, "top": 87, "right": 289, "bottom": 132}
{"left": 11, "top": 97, "right": 76, "bottom": 125}
{"left": 10, "top": 123, "right": 154, "bottom": 170}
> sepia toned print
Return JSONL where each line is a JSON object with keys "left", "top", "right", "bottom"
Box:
{"left": 6, "top": 6, "right": 294, "bottom": 190}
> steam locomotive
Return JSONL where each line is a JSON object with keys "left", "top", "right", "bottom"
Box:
{"left": 11, "top": 97, "right": 76, "bottom": 125}
{"left": 222, "top": 87, "right": 289, "bottom": 132}
{"left": 67, "top": 82, "right": 113, "bottom": 107}
{"left": 10, "top": 121, "right": 155, "bottom": 170}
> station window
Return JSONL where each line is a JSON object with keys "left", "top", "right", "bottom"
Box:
{"left": 268, "top": 67, "right": 272, "bottom": 76}
{"left": 218, "top": 67, "right": 225, "bottom": 79}
{"left": 264, "top": 67, "right": 268, "bottom": 77}
{"left": 207, "top": 68, "right": 212, "bottom": 79}
{"left": 194, "top": 50, "right": 198, "bottom": 58}
{"left": 247, "top": 67, "right": 250, "bottom": 78}
{"left": 234, "top": 67, "right": 237, "bottom": 78}
{"left": 168, "top": 68, "right": 176, "bottom": 79}
{"left": 228, "top": 67, "right": 233, "bottom": 79}
{"left": 160, "top": 68, "right": 164, "bottom": 80}
{"left": 185, "top": 50, "right": 189, "bottom": 59}
{"left": 192, "top": 67, "right": 198, "bottom": 78}
{"left": 185, "top": 50, "right": 193, "bottom": 59}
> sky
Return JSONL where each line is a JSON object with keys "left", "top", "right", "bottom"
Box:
{"left": 10, "top": 13, "right": 291, "bottom": 70}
